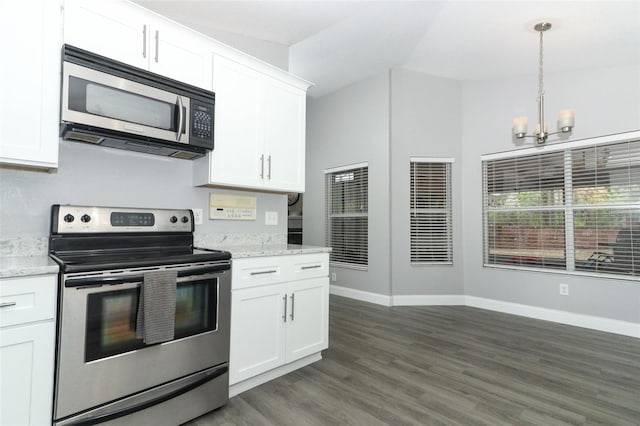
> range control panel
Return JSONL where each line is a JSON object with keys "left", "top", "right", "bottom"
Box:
{"left": 52, "top": 205, "right": 193, "bottom": 234}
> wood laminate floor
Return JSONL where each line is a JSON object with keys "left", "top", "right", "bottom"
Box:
{"left": 188, "top": 295, "right": 640, "bottom": 425}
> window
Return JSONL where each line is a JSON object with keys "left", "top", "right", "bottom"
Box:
{"left": 410, "top": 158, "right": 453, "bottom": 263}
{"left": 482, "top": 132, "right": 640, "bottom": 278}
{"left": 325, "top": 163, "right": 368, "bottom": 268}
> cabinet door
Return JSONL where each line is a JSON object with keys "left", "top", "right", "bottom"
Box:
{"left": 286, "top": 277, "right": 329, "bottom": 363}
{"left": 263, "top": 78, "right": 307, "bottom": 192}
{"left": 0, "top": 0, "right": 59, "bottom": 169}
{"left": 149, "top": 21, "right": 213, "bottom": 90}
{"left": 207, "top": 54, "right": 264, "bottom": 189}
{"left": 229, "top": 284, "right": 287, "bottom": 385}
{"left": 0, "top": 322, "right": 55, "bottom": 426}
{"left": 63, "top": 0, "right": 148, "bottom": 70}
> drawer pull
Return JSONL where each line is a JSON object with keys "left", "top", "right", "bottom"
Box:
{"left": 250, "top": 270, "right": 277, "bottom": 276}
{"left": 0, "top": 302, "right": 17, "bottom": 308}
{"left": 301, "top": 265, "right": 322, "bottom": 270}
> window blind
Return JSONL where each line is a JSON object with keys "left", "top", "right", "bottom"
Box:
{"left": 410, "top": 159, "right": 453, "bottom": 263}
{"left": 482, "top": 132, "right": 640, "bottom": 278}
{"left": 325, "top": 165, "right": 368, "bottom": 268}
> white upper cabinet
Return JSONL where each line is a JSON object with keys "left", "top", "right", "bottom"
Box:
{"left": 63, "top": 0, "right": 212, "bottom": 90}
{"left": 204, "top": 54, "right": 264, "bottom": 189}
{"left": 263, "top": 78, "right": 306, "bottom": 192}
{"left": 0, "top": 0, "right": 60, "bottom": 169}
{"left": 194, "top": 53, "right": 310, "bottom": 193}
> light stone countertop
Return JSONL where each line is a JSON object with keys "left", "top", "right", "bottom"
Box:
{"left": 199, "top": 243, "right": 331, "bottom": 259}
{"left": 0, "top": 256, "right": 59, "bottom": 279}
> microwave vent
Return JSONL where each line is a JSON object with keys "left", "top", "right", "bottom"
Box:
{"left": 66, "top": 131, "right": 104, "bottom": 144}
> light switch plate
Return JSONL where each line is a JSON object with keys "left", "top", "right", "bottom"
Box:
{"left": 265, "top": 211, "right": 278, "bottom": 226}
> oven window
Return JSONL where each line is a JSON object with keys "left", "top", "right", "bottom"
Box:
{"left": 85, "top": 278, "right": 217, "bottom": 362}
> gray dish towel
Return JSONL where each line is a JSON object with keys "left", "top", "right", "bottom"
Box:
{"left": 136, "top": 269, "right": 177, "bottom": 345}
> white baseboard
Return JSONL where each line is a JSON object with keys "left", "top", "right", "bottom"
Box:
{"left": 392, "top": 294, "right": 466, "bottom": 306}
{"left": 330, "top": 285, "right": 391, "bottom": 306}
{"left": 465, "top": 296, "right": 640, "bottom": 339}
{"left": 329, "top": 286, "right": 639, "bottom": 338}
{"left": 229, "top": 353, "right": 322, "bottom": 398}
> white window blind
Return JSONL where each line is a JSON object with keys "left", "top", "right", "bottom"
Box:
{"left": 482, "top": 132, "right": 640, "bottom": 278}
{"left": 410, "top": 159, "right": 453, "bottom": 263}
{"left": 325, "top": 164, "right": 368, "bottom": 268}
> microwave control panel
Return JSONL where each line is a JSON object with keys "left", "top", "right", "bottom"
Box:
{"left": 190, "top": 100, "right": 214, "bottom": 147}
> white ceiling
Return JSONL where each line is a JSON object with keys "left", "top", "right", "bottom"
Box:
{"left": 135, "top": 1, "right": 640, "bottom": 97}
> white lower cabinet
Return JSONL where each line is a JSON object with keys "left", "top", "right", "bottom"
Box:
{"left": 0, "top": 275, "right": 57, "bottom": 426}
{"left": 229, "top": 254, "right": 329, "bottom": 388}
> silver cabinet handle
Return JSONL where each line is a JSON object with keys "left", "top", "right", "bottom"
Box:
{"left": 154, "top": 30, "right": 159, "bottom": 63}
{"left": 260, "top": 154, "right": 264, "bottom": 179}
{"left": 267, "top": 155, "right": 272, "bottom": 180}
{"left": 0, "top": 302, "right": 17, "bottom": 308}
{"left": 250, "top": 270, "right": 277, "bottom": 276}
{"left": 282, "top": 294, "right": 287, "bottom": 323}
{"left": 176, "top": 96, "right": 184, "bottom": 141}
{"left": 290, "top": 293, "right": 295, "bottom": 321}
{"left": 301, "top": 265, "right": 321, "bottom": 270}
{"left": 142, "top": 25, "right": 147, "bottom": 58}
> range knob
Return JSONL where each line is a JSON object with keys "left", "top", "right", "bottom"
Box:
{"left": 64, "top": 214, "right": 74, "bottom": 223}
{"left": 170, "top": 216, "right": 178, "bottom": 223}
{"left": 181, "top": 216, "right": 189, "bottom": 223}
{"left": 81, "top": 214, "right": 91, "bottom": 223}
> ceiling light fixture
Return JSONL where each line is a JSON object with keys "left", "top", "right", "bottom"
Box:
{"left": 512, "top": 22, "right": 575, "bottom": 145}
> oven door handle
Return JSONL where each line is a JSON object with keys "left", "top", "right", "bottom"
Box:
{"left": 178, "top": 264, "right": 230, "bottom": 277}
{"left": 65, "top": 264, "right": 230, "bottom": 287}
{"left": 66, "top": 275, "right": 142, "bottom": 287}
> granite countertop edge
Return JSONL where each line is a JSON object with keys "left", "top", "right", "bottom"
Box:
{"left": 0, "top": 245, "right": 332, "bottom": 277}
{"left": 0, "top": 256, "right": 59, "bottom": 279}
{"left": 202, "top": 244, "right": 332, "bottom": 259}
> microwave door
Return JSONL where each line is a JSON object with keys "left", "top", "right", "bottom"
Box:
{"left": 61, "top": 61, "right": 189, "bottom": 144}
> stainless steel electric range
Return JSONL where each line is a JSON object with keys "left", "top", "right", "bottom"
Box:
{"left": 49, "top": 205, "right": 231, "bottom": 426}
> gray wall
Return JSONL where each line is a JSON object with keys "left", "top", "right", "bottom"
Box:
{"left": 0, "top": 140, "right": 286, "bottom": 244}
{"left": 461, "top": 64, "right": 640, "bottom": 323}
{"left": 389, "top": 68, "right": 464, "bottom": 295}
{"left": 304, "top": 72, "right": 392, "bottom": 296}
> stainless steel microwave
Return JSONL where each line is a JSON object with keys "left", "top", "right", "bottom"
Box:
{"left": 60, "top": 45, "right": 214, "bottom": 160}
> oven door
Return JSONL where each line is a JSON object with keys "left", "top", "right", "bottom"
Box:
{"left": 54, "top": 263, "right": 230, "bottom": 422}
{"left": 61, "top": 61, "right": 190, "bottom": 144}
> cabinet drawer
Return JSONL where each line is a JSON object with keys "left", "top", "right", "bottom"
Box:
{"left": 288, "top": 253, "right": 329, "bottom": 281}
{"left": 0, "top": 275, "right": 56, "bottom": 328}
{"left": 232, "top": 257, "right": 285, "bottom": 290}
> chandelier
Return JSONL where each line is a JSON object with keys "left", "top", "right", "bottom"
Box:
{"left": 512, "top": 22, "right": 575, "bottom": 145}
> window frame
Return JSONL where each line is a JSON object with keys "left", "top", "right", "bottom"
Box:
{"left": 325, "top": 162, "right": 369, "bottom": 270}
{"left": 481, "top": 130, "right": 640, "bottom": 281}
{"left": 410, "top": 157, "right": 454, "bottom": 265}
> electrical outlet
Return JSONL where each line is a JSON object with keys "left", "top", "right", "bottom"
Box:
{"left": 265, "top": 211, "right": 278, "bottom": 226}
{"left": 331, "top": 272, "right": 337, "bottom": 282}
{"left": 559, "top": 283, "right": 569, "bottom": 296}
{"left": 192, "top": 208, "right": 203, "bottom": 225}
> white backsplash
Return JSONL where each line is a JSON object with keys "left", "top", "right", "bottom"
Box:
{"left": 1, "top": 237, "right": 49, "bottom": 257}
{"left": 195, "top": 232, "right": 286, "bottom": 248}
